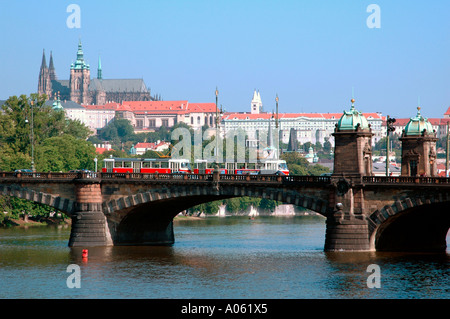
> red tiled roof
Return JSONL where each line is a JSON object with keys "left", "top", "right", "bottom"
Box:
{"left": 188, "top": 103, "right": 217, "bottom": 113}
{"left": 135, "top": 141, "right": 169, "bottom": 149}
{"left": 96, "top": 147, "right": 113, "bottom": 154}
{"left": 120, "top": 100, "right": 188, "bottom": 112}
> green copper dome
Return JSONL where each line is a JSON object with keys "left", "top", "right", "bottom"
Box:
{"left": 403, "top": 107, "right": 434, "bottom": 136}
{"left": 336, "top": 99, "right": 369, "bottom": 131}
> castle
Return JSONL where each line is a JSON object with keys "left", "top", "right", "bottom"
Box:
{"left": 38, "top": 40, "right": 154, "bottom": 105}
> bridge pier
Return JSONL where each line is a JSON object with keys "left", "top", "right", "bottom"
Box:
{"left": 324, "top": 211, "right": 370, "bottom": 251}
{"left": 69, "top": 181, "right": 113, "bottom": 247}
{"left": 114, "top": 218, "right": 175, "bottom": 246}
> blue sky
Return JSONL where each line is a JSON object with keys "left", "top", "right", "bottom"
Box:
{"left": 1, "top": 0, "right": 450, "bottom": 118}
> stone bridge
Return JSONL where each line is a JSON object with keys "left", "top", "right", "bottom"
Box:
{"left": 0, "top": 171, "right": 449, "bottom": 252}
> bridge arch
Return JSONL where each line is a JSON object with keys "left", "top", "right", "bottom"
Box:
{"left": 0, "top": 184, "right": 76, "bottom": 216}
{"left": 368, "top": 195, "right": 450, "bottom": 252}
{"left": 102, "top": 185, "right": 330, "bottom": 245}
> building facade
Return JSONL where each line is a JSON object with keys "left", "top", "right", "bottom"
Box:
{"left": 115, "top": 100, "right": 219, "bottom": 132}
{"left": 222, "top": 91, "right": 384, "bottom": 148}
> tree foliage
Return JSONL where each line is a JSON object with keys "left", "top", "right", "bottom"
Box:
{"left": 0, "top": 94, "right": 94, "bottom": 221}
{"left": 0, "top": 94, "right": 92, "bottom": 171}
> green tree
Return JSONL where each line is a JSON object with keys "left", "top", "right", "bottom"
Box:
{"left": 37, "top": 135, "right": 97, "bottom": 172}
{"left": 0, "top": 94, "right": 92, "bottom": 171}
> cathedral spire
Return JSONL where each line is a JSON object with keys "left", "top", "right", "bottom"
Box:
{"left": 40, "top": 49, "right": 47, "bottom": 69}
{"left": 48, "top": 51, "right": 57, "bottom": 81}
{"left": 72, "top": 39, "right": 89, "bottom": 70}
{"left": 97, "top": 56, "right": 102, "bottom": 80}
{"left": 38, "top": 49, "right": 52, "bottom": 97}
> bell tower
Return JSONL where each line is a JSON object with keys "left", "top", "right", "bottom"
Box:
{"left": 69, "top": 39, "right": 91, "bottom": 104}
{"left": 37, "top": 49, "right": 52, "bottom": 98}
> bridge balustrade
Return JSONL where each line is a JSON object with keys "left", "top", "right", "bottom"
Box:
{"left": 283, "top": 175, "right": 331, "bottom": 183}
{"left": 363, "top": 176, "right": 450, "bottom": 185}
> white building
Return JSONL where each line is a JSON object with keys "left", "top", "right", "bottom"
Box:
{"left": 222, "top": 92, "right": 384, "bottom": 148}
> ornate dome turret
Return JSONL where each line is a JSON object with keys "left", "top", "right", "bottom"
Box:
{"left": 336, "top": 98, "right": 370, "bottom": 131}
{"left": 403, "top": 107, "right": 434, "bottom": 136}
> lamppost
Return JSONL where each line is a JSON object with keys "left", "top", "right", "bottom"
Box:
{"left": 25, "top": 99, "right": 36, "bottom": 172}
{"left": 275, "top": 94, "right": 279, "bottom": 158}
{"left": 386, "top": 115, "right": 396, "bottom": 176}
{"left": 446, "top": 122, "right": 449, "bottom": 177}
{"left": 215, "top": 87, "right": 219, "bottom": 164}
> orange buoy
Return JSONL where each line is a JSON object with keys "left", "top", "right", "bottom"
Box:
{"left": 82, "top": 249, "right": 88, "bottom": 258}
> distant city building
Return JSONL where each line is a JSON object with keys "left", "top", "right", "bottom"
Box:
{"left": 222, "top": 91, "right": 384, "bottom": 147}
{"left": 38, "top": 40, "right": 155, "bottom": 105}
{"left": 130, "top": 141, "right": 171, "bottom": 155}
{"left": 115, "top": 100, "right": 218, "bottom": 131}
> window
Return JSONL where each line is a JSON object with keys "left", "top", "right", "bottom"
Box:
{"left": 143, "top": 162, "right": 151, "bottom": 168}
{"left": 149, "top": 119, "right": 155, "bottom": 127}
{"left": 162, "top": 119, "right": 169, "bottom": 127}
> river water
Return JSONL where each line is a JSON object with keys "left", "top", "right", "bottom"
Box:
{"left": 0, "top": 216, "right": 448, "bottom": 300}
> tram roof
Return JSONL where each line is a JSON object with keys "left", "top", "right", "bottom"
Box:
{"left": 103, "top": 157, "right": 189, "bottom": 162}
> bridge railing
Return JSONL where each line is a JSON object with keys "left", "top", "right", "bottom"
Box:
{"left": 283, "top": 175, "right": 331, "bottom": 183}
{"left": 363, "top": 176, "right": 450, "bottom": 184}
{"left": 0, "top": 172, "right": 93, "bottom": 179}
{"left": 0, "top": 172, "right": 331, "bottom": 184}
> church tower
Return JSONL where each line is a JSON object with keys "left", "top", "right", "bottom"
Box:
{"left": 69, "top": 39, "right": 91, "bottom": 104}
{"left": 48, "top": 51, "right": 57, "bottom": 81}
{"left": 37, "top": 49, "right": 52, "bottom": 98}
{"left": 250, "top": 90, "right": 263, "bottom": 114}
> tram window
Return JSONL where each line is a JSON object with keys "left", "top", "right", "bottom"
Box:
{"left": 248, "top": 163, "right": 255, "bottom": 169}
{"left": 124, "top": 161, "right": 132, "bottom": 168}
{"left": 114, "top": 161, "right": 123, "bottom": 168}
{"left": 161, "top": 162, "right": 169, "bottom": 168}
{"left": 143, "top": 162, "right": 151, "bottom": 168}
{"left": 154, "top": 162, "right": 160, "bottom": 168}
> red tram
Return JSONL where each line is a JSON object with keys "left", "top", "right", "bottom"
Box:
{"left": 102, "top": 157, "right": 289, "bottom": 175}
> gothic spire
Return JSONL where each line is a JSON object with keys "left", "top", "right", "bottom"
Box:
{"left": 49, "top": 51, "right": 57, "bottom": 80}
{"left": 40, "top": 49, "right": 47, "bottom": 70}
{"left": 97, "top": 56, "right": 102, "bottom": 80}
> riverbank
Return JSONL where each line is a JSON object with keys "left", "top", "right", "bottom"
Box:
{"left": 0, "top": 216, "right": 71, "bottom": 228}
